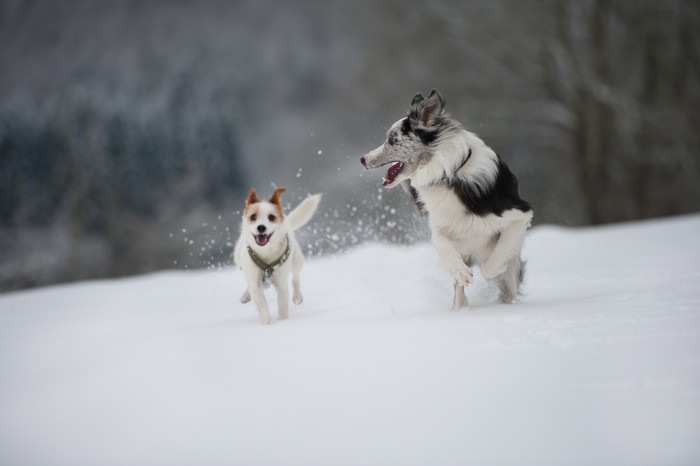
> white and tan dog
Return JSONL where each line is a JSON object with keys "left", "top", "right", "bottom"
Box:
{"left": 234, "top": 188, "right": 321, "bottom": 324}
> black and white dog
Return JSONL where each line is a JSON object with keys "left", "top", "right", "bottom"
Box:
{"left": 361, "top": 90, "right": 533, "bottom": 309}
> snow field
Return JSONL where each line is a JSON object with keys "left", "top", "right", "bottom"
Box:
{"left": 1, "top": 215, "right": 699, "bottom": 465}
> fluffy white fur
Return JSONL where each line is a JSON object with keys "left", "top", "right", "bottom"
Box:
{"left": 421, "top": 183, "right": 532, "bottom": 308}
{"left": 234, "top": 189, "right": 321, "bottom": 324}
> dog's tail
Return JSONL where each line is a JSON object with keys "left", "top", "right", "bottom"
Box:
{"left": 287, "top": 193, "right": 322, "bottom": 230}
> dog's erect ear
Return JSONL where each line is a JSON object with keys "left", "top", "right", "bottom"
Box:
{"left": 411, "top": 92, "right": 425, "bottom": 106}
{"left": 246, "top": 187, "right": 260, "bottom": 207}
{"left": 427, "top": 89, "right": 446, "bottom": 109}
{"left": 409, "top": 89, "right": 446, "bottom": 127}
{"left": 268, "top": 188, "right": 286, "bottom": 209}
{"left": 421, "top": 89, "right": 446, "bottom": 125}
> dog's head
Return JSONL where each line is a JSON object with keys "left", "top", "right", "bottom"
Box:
{"left": 242, "top": 187, "right": 286, "bottom": 247}
{"left": 361, "top": 89, "right": 450, "bottom": 188}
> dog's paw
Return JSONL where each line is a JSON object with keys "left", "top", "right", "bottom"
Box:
{"left": 293, "top": 293, "right": 303, "bottom": 305}
{"left": 450, "top": 265, "right": 473, "bottom": 286}
{"left": 259, "top": 311, "right": 273, "bottom": 325}
{"left": 240, "top": 289, "right": 251, "bottom": 304}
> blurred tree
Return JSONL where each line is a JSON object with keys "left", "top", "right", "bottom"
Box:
{"left": 542, "top": 0, "right": 700, "bottom": 223}
{"left": 0, "top": 87, "right": 247, "bottom": 290}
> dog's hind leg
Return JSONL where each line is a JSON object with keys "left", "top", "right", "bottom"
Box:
{"left": 240, "top": 288, "right": 251, "bottom": 303}
{"left": 453, "top": 283, "right": 468, "bottom": 310}
{"left": 497, "top": 256, "right": 524, "bottom": 303}
{"left": 481, "top": 213, "right": 531, "bottom": 280}
{"left": 291, "top": 249, "right": 304, "bottom": 305}
{"left": 292, "top": 272, "right": 303, "bottom": 305}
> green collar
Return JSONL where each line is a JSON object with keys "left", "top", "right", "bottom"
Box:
{"left": 247, "top": 235, "right": 291, "bottom": 279}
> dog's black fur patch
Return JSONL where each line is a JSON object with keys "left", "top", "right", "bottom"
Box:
{"left": 414, "top": 128, "right": 439, "bottom": 145}
{"left": 400, "top": 118, "right": 412, "bottom": 135}
{"left": 448, "top": 158, "right": 532, "bottom": 217}
{"left": 407, "top": 182, "right": 428, "bottom": 217}
{"left": 400, "top": 117, "right": 440, "bottom": 145}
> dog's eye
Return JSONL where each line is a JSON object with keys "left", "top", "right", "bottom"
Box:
{"left": 388, "top": 134, "right": 398, "bottom": 146}
{"left": 268, "top": 214, "right": 276, "bottom": 222}
{"left": 250, "top": 214, "right": 257, "bottom": 221}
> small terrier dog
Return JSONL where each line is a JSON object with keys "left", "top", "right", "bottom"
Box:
{"left": 234, "top": 187, "right": 321, "bottom": 324}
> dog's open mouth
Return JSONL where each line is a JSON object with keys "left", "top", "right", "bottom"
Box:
{"left": 253, "top": 233, "right": 273, "bottom": 246}
{"left": 382, "top": 162, "right": 404, "bottom": 186}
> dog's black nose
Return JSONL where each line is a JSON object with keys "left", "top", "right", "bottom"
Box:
{"left": 257, "top": 225, "right": 266, "bottom": 233}
{"left": 360, "top": 156, "right": 367, "bottom": 167}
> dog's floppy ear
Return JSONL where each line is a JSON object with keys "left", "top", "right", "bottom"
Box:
{"left": 268, "top": 188, "right": 286, "bottom": 210}
{"left": 246, "top": 187, "right": 260, "bottom": 207}
{"left": 409, "top": 89, "right": 446, "bottom": 127}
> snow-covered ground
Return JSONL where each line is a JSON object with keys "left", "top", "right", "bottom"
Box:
{"left": 1, "top": 215, "right": 699, "bottom": 466}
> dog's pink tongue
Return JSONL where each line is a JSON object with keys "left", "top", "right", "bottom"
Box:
{"left": 255, "top": 235, "right": 268, "bottom": 246}
{"left": 384, "top": 162, "right": 404, "bottom": 186}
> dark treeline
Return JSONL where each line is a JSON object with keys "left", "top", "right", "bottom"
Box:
{"left": 0, "top": 83, "right": 246, "bottom": 290}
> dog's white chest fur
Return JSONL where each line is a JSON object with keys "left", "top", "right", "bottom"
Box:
{"left": 417, "top": 185, "right": 517, "bottom": 259}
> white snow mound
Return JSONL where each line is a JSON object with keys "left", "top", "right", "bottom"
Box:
{"left": 1, "top": 215, "right": 699, "bottom": 466}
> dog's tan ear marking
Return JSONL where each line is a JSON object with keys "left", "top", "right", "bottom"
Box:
{"left": 246, "top": 187, "right": 260, "bottom": 207}
{"left": 269, "top": 188, "right": 287, "bottom": 218}
{"left": 269, "top": 188, "right": 286, "bottom": 206}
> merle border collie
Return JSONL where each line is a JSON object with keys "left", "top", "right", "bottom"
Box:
{"left": 361, "top": 89, "right": 533, "bottom": 309}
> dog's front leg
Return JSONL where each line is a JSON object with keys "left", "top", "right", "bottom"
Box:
{"left": 248, "top": 281, "right": 272, "bottom": 325}
{"left": 481, "top": 216, "right": 531, "bottom": 280}
{"left": 273, "top": 275, "right": 290, "bottom": 320}
{"left": 453, "top": 283, "right": 468, "bottom": 310}
{"left": 432, "top": 232, "right": 473, "bottom": 286}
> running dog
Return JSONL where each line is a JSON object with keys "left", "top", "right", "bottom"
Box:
{"left": 234, "top": 188, "right": 321, "bottom": 324}
{"left": 360, "top": 89, "right": 533, "bottom": 308}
